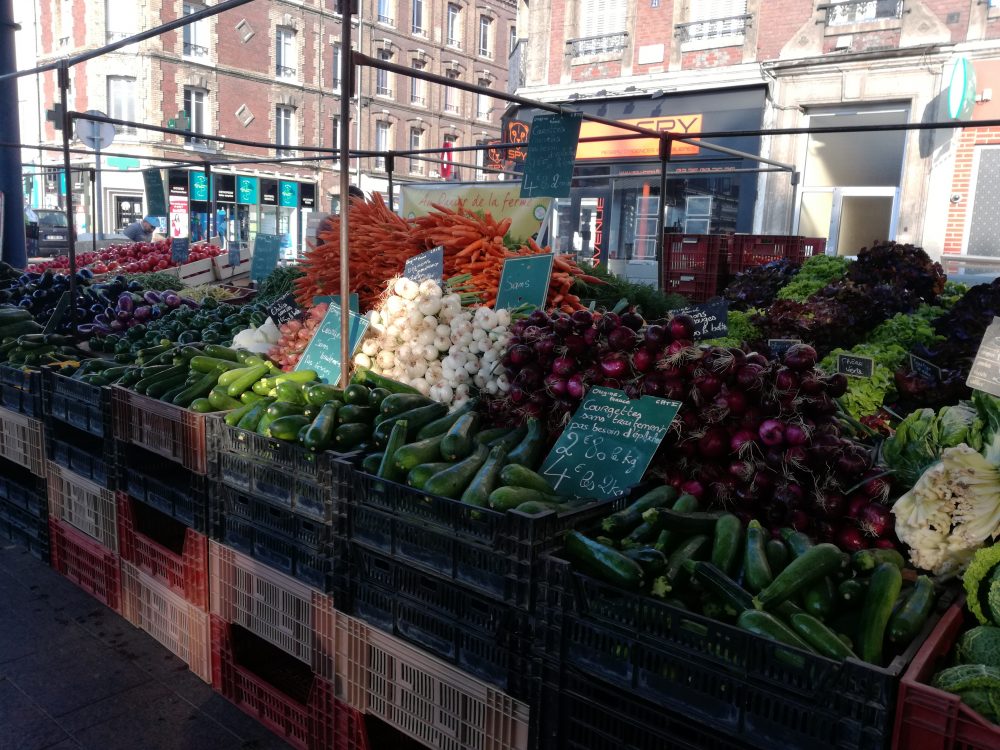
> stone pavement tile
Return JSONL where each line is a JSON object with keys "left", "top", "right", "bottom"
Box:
{"left": 185, "top": 691, "right": 299, "bottom": 747}
{"left": 36, "top": 740, "right": 82, "bottom": 749}
{"left": 56, "top": 681, "right": 173, "bottom": 735}
{"left": 0, "top": 678, "right": 72, "bottom": 750}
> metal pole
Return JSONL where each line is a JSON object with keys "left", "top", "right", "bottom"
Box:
{"left": 386, "top": 153, "right": 394, "bottom": 212}
{"left": 789, "top": 170, "right": 802, "bottom": 243}
{"left": 338, "top": 3, "right": 353, "bottom": 388}
{"left": 205, "top": 162, "right": 214, "bottom": 248}
{"left": 655, "top": 136, "right": 671, "bottom": 291}
{"left": 0, "top": 0, "right": 26, "bottom": 267}
{"left": 94, "top": 137, "right": 104, "bottom": 240}
{"left": 89, "top": 168, "right": 96, "bottom": 255}
{"left": 59, "top": 61, "right": 77, "bottom": 326}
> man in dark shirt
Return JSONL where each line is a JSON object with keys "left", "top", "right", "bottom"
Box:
{"left": 122, "top": 215, "right": 159, "bottom": 242}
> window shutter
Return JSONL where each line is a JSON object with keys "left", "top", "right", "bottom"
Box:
{"left": 691, "top": 0, "right": 746, "bottom": 22}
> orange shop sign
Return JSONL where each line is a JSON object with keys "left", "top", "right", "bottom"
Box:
{"left": 576, "top": 114, "right": 702, "bottom": 160}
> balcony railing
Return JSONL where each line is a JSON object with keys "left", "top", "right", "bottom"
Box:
{"left": 374, "top": 156, "right": 386, "bottom": 171}
{"left": 821, "top": 0, "right": 903, "bottom": 26}
{"left": 410, "top": 95, "right": 426, "bottom": 106}
{"left": 376, "top": 86, "right": 392, "bottom": 97}
{"left": 183, "top": 42, "right": 209, "bottom": 57}
{"left": 478, "top": 47, "right": 492, "bottom": 58}
{"left": 676, "top": 14, "right": 750, "bottom": 44}
{"left": 409, "top": 161, "right": 424, "bottom": 175}
{"left": 567, "top": 31, "right": 628, "bottom": 57}
{"left": 444, "top": 102, "right": 459, "bottom": 113}
{"left": 412, "top": 25, "right": 425, "bottom": 36}
{"left": 377, "top": 14, "right": 394, "bottom": 24}
{"left": 276, "top": 65, "right": 297, "bottom": 78}
{"left": 446, "top": 37, "right": 463, "bottom": 49}
{"left": 106, "top": 31, "right": 131, "bottom": 42}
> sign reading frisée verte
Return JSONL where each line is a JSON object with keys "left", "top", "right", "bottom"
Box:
{"left": 837, "top": 353, "right": 874, "bottom": 379}
{"left": 668, "top": 298, "right": 729, "bottom": 341}
{"left": 538, "top": 387, "right": 681, "bottom": 500}
{"left": 295, "top": 302, "right": 370, "bottom": 384}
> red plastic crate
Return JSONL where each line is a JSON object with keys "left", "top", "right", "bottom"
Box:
{"left": 48, "top": 517, "right": 121, "bottom": 611}
{"left": 117, "top": 492, "right": 208, "bottom": 610}
{"left": 662, "top": 234, "right": 729, "bottom": 302}
{"left": 211, "top": 616, "right": 369, "bottom": 750}
{"left": 893, "top": 596, "right": 1000, "bottom": 750}
{"left": 729, "top": 235, "right": 828, "bottom": 274}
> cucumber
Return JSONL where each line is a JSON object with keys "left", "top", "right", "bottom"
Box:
{"left": 500, "top": 463, "right": 556, "bottom": 495}
{"left": 622, "top": 547, "right": 668, "bottom": 578}
{"left": 802, "top": 577, "right": 836, "bottom": 621}
{"left": 506, "top": 417, "right": 546, "bottom": 467}
{"left": 601, "top": 485, "right": 678, "bottom": 537}
{"left": 788, "top": 613, "right": 858, "bottom": 660}
{"left": 302, "top": 402, "right": 340, "bottom": 451}
{"left": 837, "top": 577, "right": 869, "bottom": 606}
{"left": 887, "top": 575, "right": 935, "bottom": 645}
{"left": 654, "top": 493, "right": 700, "bottom": 554}
{"left": 407, "top": 462, "right": 453, "bottom": 490}
{"left": 417, "top": 401, "right": 477, "bottom": 440}
{"left": 424, "top": 444, "right": 489, "bottom": 500}
{"left": 440, "top": 413, "right": 480, "bottom": 461}
{"left": 852, "top": 548, "right": 905, "bottom": 573}
{"left": 664, "top": 534, "right": 709, "bottom": 586}
{"left": 334, "top": 422, "right": 372, "bottom": 451}
{"left": 362, "top": 452, "right": 384, "bottom": 474}
{"left": 766, "top": 539, "right": 790, "bottom": 575}
{"left": 689, "top": 560, "right": 755, "bottom": 617}
{"left": 489, "top": 485, "right": 556, "bottom": 511}
{"left": 461, "top": 445, "right": 507, "bottom": 508}
{"left": 643, "top": 507, "right": 723, "bottom": 536}
{"left": 711, "top": 513, "right": 743, "bottom": 576}
{"left": 392, "top": 433, "right": 445, "bottom": 472}
{"left": 743, "top": 520, "right": 773, "bottom": 594}
{"left": 377, "top": 420, "right": 409, "bottom": 482}
{"left": 755, "top": 543, "right": 845, "bottom": 611}
{"left": 737, "top": 610, "right": 816, "bottom": 653}
{"left": 380, "top": 392, "right": 433, "bottom": 417}
{"left": 857, "top": 562, "right": 903, "bottom": 665}
{"left": 563, "top": 531, "right": 644, "bottom": 590}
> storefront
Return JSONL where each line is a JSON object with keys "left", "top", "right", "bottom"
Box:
{"left": 503, "top": 86, "right": 766, "bottom": 283}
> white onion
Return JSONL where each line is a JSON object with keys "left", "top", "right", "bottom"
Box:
{"left": 354, "top": 352, "right": 372, "bottom": 368}
{"left": 418, "top": 297, "right": 442, "bottom": 317}
{"left": 412, "top": 377, "right": 430, "bottom": 396}
{"left": 418, "top": 279, "right": 443, "bottom": 298}
{"left": 409, "top": 360, "right": 428, "bottom": 378}
{"left": 394, "top": 277, "right": 419, "bottom": 300}
{"left": 385, "top": 295, "right": 405, "bottom": 316}
{"left": 375, "top": 350, "right": 395, "bottom": 370}
{"left": 433, "top": 335, "right": 451, "bottom": 352}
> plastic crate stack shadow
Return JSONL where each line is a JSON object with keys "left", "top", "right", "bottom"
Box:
{"left": 533, "top": 549, "right": 953, "bottom": 750}
{"left": 208, "top": 417, "right": 355, "bottom": 592}
{"left": 43, "top": 367, "right": 117, "bottom": 489}
{"left": 342, "top": 470, "right": 629, "bottom": 700}
{"left": 729, "top": 234, "right": 827, "bottom": 274}
{"left": 0, "top": 455, "right": 49, "bottom": 562}
{"left": 662, "top": 234, "right": 729, "bottom": 302}
{"left": 892, "top": 596, "right": 1000, "bottom": 750}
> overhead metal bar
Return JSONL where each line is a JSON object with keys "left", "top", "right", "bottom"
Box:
{"left": 686, "top": 117, "right": 1000, "bottom": 140}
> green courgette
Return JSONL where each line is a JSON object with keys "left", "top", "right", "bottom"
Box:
{"left": 743, "top": 520, "right": 773, "bottom": 594}
{"left": 857, "top": 562, "right": 903, "bottom": 664}
{"left": 644, "top": 507, "right": 723, "bottom": 536}
{"left": 424, "top": 444, "right": 489, "bottom": 499}
{"left": 440, "top": 413, "right": 480, "bottom": 461}
{"left": 499, "top": 463, "right": 556, "bottom": 495}
{"left": 711, "top": 513, "right": 743, "bottom": 576}
{"left": 417, "top": 401, "right": 477, "bottom": 440}
{"left": 302, "top": 402, "right": 339, "bottom": 451}
{"left": 563, "top": 531, "right": 643, "bottom": 590}
{"left": 407, "top": 462, "right": 453, "bottom": 490}
{"left": 392, "top": 433, "right": 445, "bottom": 472}
{"left": 886, "top": 575, "right": 935, "bottom": 646}
{"left": 377, "top": 420, "right": 409, "bottom": 482}
{"left": 461, "top": 445, "right": 507, "bottom": 507}
{"left": 601, "top": 485, "right": 677, "bottom": 537}
{"left": 488, "top": 485, "right": 556, "bottom": 511}
{"left": 788, "top": 613, "right": 857, "bottom": 660}
{"left": 506, "top": 417, "right": 546, "bottom": 467}
{"left": 755, "top": 543, "right": 845, "bottom": 610}
{"left": 737, "top": 610, "right": 815, "bottom": 653}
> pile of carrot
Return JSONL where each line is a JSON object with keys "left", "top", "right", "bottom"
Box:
{"left": 295, "top": 195, "right": 603, "bottom": 313}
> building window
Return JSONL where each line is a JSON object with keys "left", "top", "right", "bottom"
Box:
{"left": 183, "top": 87, "right": 207, "bottom": 146}
{"left": 826, "top": 0, "right": 903, "bottom": 27}
{"left": 476, "top": 78, "right": 491, "bottom": 121}
{"left": 478, "top": 16, "right": 492, "bottom": 58}
{"left": 509, "top": 27, "right": 517, "bottom": 57}
{"left": 411, "top": 0, "right": 424, "bottom": 35}
{"left": 276, "top": 27, "right": 297, "bottom": 79}
{"left": 409, "top": 127, "right": 423, "bottom": 174}
{"left": 569, "top": 0, "right": 626, "bottom": 56}
{"left": 59, "top": 0, "right": 73, "bottom": 47}
{"left": 107, "top": 76, "right": 136, "bottom": 134}
{"left": 106, "top": 0, "right": 137, "bottom": 42}
{"left": 411, "top": 61, "right": 426, "bottom": 105}
{"left": 332, "top": 42, "right": 342, "bottom": 92}
{"left": 475, "top": 139, "right": 486, "bottom": 180}
{"left": 333, "top": 116, "right": 341, "bottom": 149}
{"left": 376, "top": 50, "right": 392, "bottom": 97}
{"left": 677, "top": 0, "right": 748, "bottom": 49}
{"left": 183, "top": 3, "right": 210, "bottom": 59}
{"left": 446, "top": 4, "right": 462, "bottom": 49}
{"left": 276, "top": 105, "right": 295, "bottom": 157}
{"left": 444, "top": 70, "right": 460, "bottom": 113}
{"left": 377, "top": 0, "right": 393, "bottom": 25}
{"left": 442, "top": 134, "right": 458, "bottom": 179}
{"left": 375, "top": 121, "right": 390, "bottom": 170}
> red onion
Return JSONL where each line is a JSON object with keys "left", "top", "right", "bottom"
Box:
{"left": 644, "top": 324, "right": 668, "bottom": 349}
{"left": 835, "top": 525, "right": 866, "bottom": 552}
{"left": 564, "top": 334, "right": 587, "bottom": 355}
{"left": 607, "top": 326, "right": 638, "bottom": 352}
{"left": 790, "top": 510, "right": 812, "bottom": 532}
{"left": 571, "top": 309, "right": 593, "bottom": 328}
{"left": 583, "top": 327, "right": 600, "bottom": 347}
{"left": 596, "top": 312, "right": 621, "bottom": 334}
{"left": 694, "top": 372, "right": 723, "bottom": 399}
{"left": 875, "top": 539, "right": 897, "bottom": 550}
{"left": 668, "top": 314, "right": 695, "bottom": 341}
{"left": 600, "top": 353, "right": 629, "bottom": 379}
{"left": 859, "top": 502, "right": 891, "bottom": 539}
{"left": 730, "top": 429, "right": 757, "bottom": 455}
{"left": 509, "top": 385, "right": 528, "bottom": 404}
{"left": 544, "top": 374, "right": 568, "bottom": 397}
{"left": 860, "top": 471, "right": 891, "bottom": 502}
{"left": 552, "top": 314, "right": 574, "bottom": 336}
{"left": 535, "top": 337, "right": 557, "bottom": 358}
{"left": 566, "top": 372, "right": 586, "bottom": 400}
{"left": 699, "top": 427, "right": 730, "bottom": 459}
{"left": 774, "top": 367, "right": 799, "bottom": 394}
{"left": 799, "top": 376, "right": 825, "bottom": 396}
{"left": 508, "top": 344, "right": 532, "bottom": 366}
{"left": 642, "top": 375, "right": 664, "bottom": 396}
{"left": 632, "top": 347, "right": 656, "bottom": 373}
{"left": 825, "top": 373, "right": 849, "bottom": 397}
{"left": 737, "top": 364, "right": 765, "bottom": 391}
{"left": 729, "top": 460, "right": 755, "bottom": 482}
{"left": 681, "top": 479, "right": 705, "bottom": 499}
{"left": 552, "top": 356, "right": 576, "bottom": 377}
{"left": 816, "top": 491, "right": 846, "bottom": 519}
{"left": 783, "top": 343, "right": 818, "bottom": 372}
{"left": 758, "top": 419, "right": 785, "bottom": 447}
{"left": 847, "top": 494, "right": 869, "bottom": 520}
{"left": 784, "top": 423, "right": 809, "bottom": 446}
{"left": 620, "top": 310, "right": 644, "bottom": 331}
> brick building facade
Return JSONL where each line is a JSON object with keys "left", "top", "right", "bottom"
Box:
{"left": 23, "top": 0, "right": 515, "bottom": 254}
{"left": 514, "top": 0, "right": 1000, "bottom": 265}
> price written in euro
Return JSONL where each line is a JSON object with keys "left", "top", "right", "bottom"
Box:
{"left": 540, "top": 386, "right": 681, "bottom": 500}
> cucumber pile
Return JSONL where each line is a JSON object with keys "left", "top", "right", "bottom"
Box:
{"left": 564, "top": 491, "right": 939, "bottom": 665}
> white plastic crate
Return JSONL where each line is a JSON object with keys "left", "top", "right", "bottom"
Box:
{"left": 46, "top": 461, "right": 117, "bottom": 552}
{"left": 176, "top": 257, "right": 216, "bottom": 287}
{"left": 0, "top": 407, "right": 45, "bottom": 477}
{"left": 121, "top": 561, "right": 211, "bottom": 682}
{"left": 336, "top": 616, "right": 531, "bottom": 750}
{"left": 212, "top": 246, "right": 251, "bottom": 282}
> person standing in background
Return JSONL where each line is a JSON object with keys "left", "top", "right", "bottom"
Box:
{"left": 122, "top": 215, "right": 158, "bottom": 243}
{"left": 215, "top": 207, "right": 227, "bottom": 249}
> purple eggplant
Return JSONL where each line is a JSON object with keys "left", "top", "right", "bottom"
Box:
{"left": 76, "top": 324, "right": 96, "bottom": 336}
{"left": 109, "top": 319, "right": 125, "bottom": 332}
{"left": 117, "top": 309, "right": 132, "bottom": 322}
{"left": 143, "top": 290, "right": 162, "bottom": 305}
{"left": 93, "top": 324, "right": 113, "bottom": 335}
{"left": 94, "top": 313, "right": 110, "bottom": 326}
{"left": 117, "top": 292, "right": 134, "bottom": 313}
{"left": 133, "top": 305, "right": 152, "bottom": 322}
{"left": 162, "top": 293, "right": 181, "bottom": 309}
{"left": 179, "top": 297, "right": 199, "bottom": 309}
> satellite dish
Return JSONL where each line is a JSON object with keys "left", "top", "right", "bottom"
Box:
{"left": 76, "top": 109, "right": 117, "bottom": 150}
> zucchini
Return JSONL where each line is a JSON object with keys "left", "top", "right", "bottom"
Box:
{"left": 743, "top": 520, "right": 773, "bottom": 594}
{"left": 779, "top": 528, "right": 814, "bottom": 558}
{"left": 225, "top": 364, "right": 269, "bottom": 398}
{"left": 563, "top": 531, "right": 644, "bottom": 590}
{"left": 857, "top": 562, "right": 903, "bottom": 665}
{"left": 440, "top": 413, "right": 480, "bottom": 461}
{"left": 622, "top": 547, "right": 668, "bottom": 578}
{"left": 500, "top": 463, "right": 556, "bottom": 495}
{"left": 302, "top": 402, "right": 340, "bottom": 451}
{"left": 305, "top": 384, "right": 344, "bottom": 406}
{"left": 353, "top": 366, "right": 421, "bottom": 395}
{"left": 711, "top": 513, "right": 743, "bottom": 577}
{"left": 424, "top": 444, "right": 489, "bottom": 500}
{"left": 643, "top": 507, "right": 723, "bottom": 536}
{"left": 208, "top": 387, "right": 243, "bottom": 411}
{"left": 377, "top": 420, "right": 409, "bottom": 482}
{"left": 621, "top": 521, "right": 657, "bottom": 549}
{"left": 802, "top": 577, "right": 836, "bottom": 621}
{"left": 373, "top": 402, "right": 448, "bottom": 446}
{"left": 407, "top": 461, "right": 453, "bottom": 490}
{"left": 515, "top": 500, "right": 564, "bottom": 515}
{"left": 506, "top": 417, "right": 546, "bottom": 467}
{"left": 473, "top": 426, "right": 513, "bottom": 446}
{"left": 338, "top": 404, "right": 378, "bottom": 424}
{"left": 203, "top": 344, "right": 241, "bottom": 361}
{"left": 461, "top": 445, "right": 507, "bottom": 507}
{"left": 380, "top": 392, "right": 433, "bottom": 417}
{"left": 225, "top": 401, "right": 257, "bottom": 427}
{"left": 188, "top": 398, "right": 216, "bottom": 413}
{"left": 887, "top": 575, "right": 935, "bottom": 646}
{"left": 334, "top": 422, "right": 372, "bottom": 451}
{"left": 664, "top": 534, "right": 709, "bottom": 586}
{"left": 190, "top": 355, "right": 241, "bottom": 374}
{"left": 173, "top": 369, "right": 224, "bottom": 407}
{"left": 240, "top": 390, "right": 264, "bottom": 404}
{"left": 788, "top": 613, "right": 858, "bottom": 660}
{"left": 268, "top": 415, "right": 311, "bottom": 441}
{"left": 852, "top": 548, "right": 905, "bottom": 573}
{"left": 737, "top": 610, "right": 815, "bottom": 653}
{"left": 275, "top": 381, "right": 306, "bottom": 405}
{"left": 393, "top": 433, "right": 445, "bottom": 472}
{"left": 368, "top": 387, "right": 391, "bottom": 408}
{"left": 343, "top": 383, "right": 371, "bottom": 405}
{"left": 236, "top": 398, "right": 274, "bottom": 431}
{"left": 654, "top": 493, "right": 700, "bottom": 554}
{"left": 489, "top": 485, "right": 555, "bottom": 511}
{"left": 362, "top": 452, "right": 384, "bottom": 474}
{"left": 601, "top": 485, "right": 678, "bottom": 537}
{"left": 218, "top": 364, "right": 261, "bottom": 387}
{"left": 837, "top": 577, "right": 869, "bottom": 606}
{"left": 766, "top": 539, "right": 790, "bottom": 575}
{"left": 755, "top": 543, "right": 845, "bottom": 610}
{"left": 689, "top": 560, "right": 754, "bottom": 617}
{"left": 416, "top": 401, "right": 477, "bottom": 440}
{"left": 145, "top": 374, "right": 187, "bottom": 399}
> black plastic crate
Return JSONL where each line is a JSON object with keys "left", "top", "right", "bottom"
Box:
{"left": 0, "top": 497, "right": 50, "bottom": 562}
{"left": 46, "top": 419, "right": 117, "bottom": 489}
{"left": 214, "top": 484, "right": 338, "bottom": 551}
{"left": 43, "top": 367, "right": 112, "bottom": 438}
{"left": 209, "top": 417, "right": 355, "bottom": 523}
{"left": 0, "top": 455, "right": 48, "bottom": 519}
{"left": 536, "top": 551, "right": 955, "bottom": 750}
{"left": 342, "top": 542, "right": 534, "bottom": 700}
{"left": 0, "top": 365, "right": 44, "bottom": 418}
{"left": 117, "top": 442, "right": 209, "bottom": 533}
{"left": 534, "top": 660, "right": 749, "bottom": 750}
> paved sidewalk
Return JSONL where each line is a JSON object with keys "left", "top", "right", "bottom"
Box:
{"left": 0, "top": 543, "right": 292, "bottom": 750}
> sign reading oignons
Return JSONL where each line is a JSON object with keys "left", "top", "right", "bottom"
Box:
{"left": 576, "top": 114, "right": 703, "bottom": 159}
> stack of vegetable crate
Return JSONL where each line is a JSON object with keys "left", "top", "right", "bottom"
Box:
{"left": 0, "top": 364, "right": 49, "bottom": 562}
{"left": 662, "top": 234, "right": 729, "bottom": 303}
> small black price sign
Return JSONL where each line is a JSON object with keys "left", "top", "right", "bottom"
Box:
{"left": 403, "top": 246, "right": 444, "bottom": 284}
{"left": 768, "top": 338, "right": 801, "bottom": 359}
{"left": 837, "top": 353, "right": 874, "bottom": 378}
{"left": 171, "top": 236, "right": 190, "bottom": 264}
{"left": 910, "top": 354, "right": 941, "bottom": 384}
{"left": 966, "top": 317, "right": 1000, "bottom": 397}
{"left": 266, "top": 292, "right": 303, "bottom": 326}
{"left": 668, "top": 298, "right": 729, "bottom": 340}
{"left": 43, "top": 291, "right": 71, "bottom": 334}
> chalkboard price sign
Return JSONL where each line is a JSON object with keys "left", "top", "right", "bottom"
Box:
{"left": 495, "top": 253, "right": 554, "bottom": 310}
{"left": 768, "top": 339, "right": 802, "bottom": 359}
{"left": 170, "top": 237, "right": 190, "bottom": 264}
{"left": 251, "top": 234, "right": 282, "bottom": 282}
{"left": 668, "top": 299, "right": 729, "bottom": 340}
{"left": 539, "top": 387, "right": 681, "bottom": 500}
{"left": 403, "top": 246, "right": 444, "bottom": 283}
{"left": 265, "top": 293, "right": 303, "bottom": 326}
{"left": 837, "top": 353, "right": 874, "bottom": 378}
{"left": 966, "top": 317, "right": 1000, "bottom": 397}
{"left": 520, "top": 112, "right": 582, "bottom": 199}
{"left": 295, "top": 302, "right": 370, "bottom": 384}
{"left": 910, "top": 354, "right": 941, "bottom": 384}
